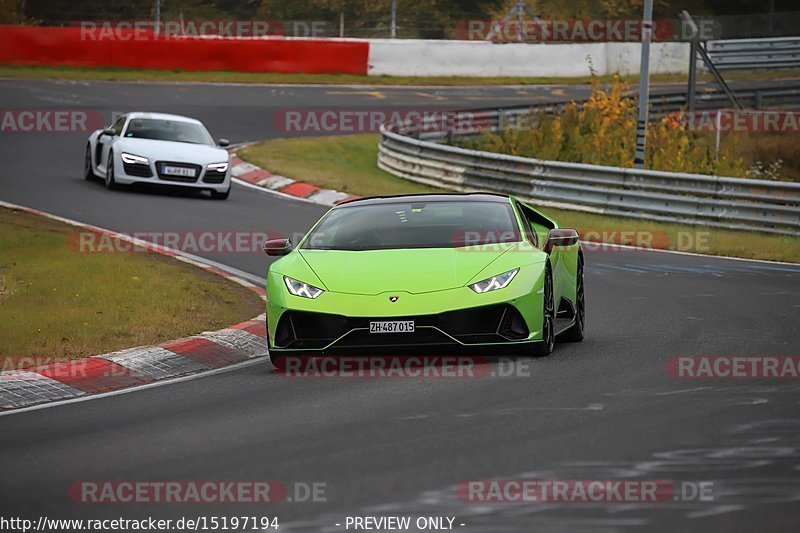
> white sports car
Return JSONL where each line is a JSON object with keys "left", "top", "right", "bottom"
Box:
{"left": 85, "top": 112, "right": 232, "bottom": 199}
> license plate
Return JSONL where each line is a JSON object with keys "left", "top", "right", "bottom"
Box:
{"left": 162, "top": 165, "right": 196, "bottom": 177}
{"left": 369, "top": 321, "right": 415, "bottom": 333}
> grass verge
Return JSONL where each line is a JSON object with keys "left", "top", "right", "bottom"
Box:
{"left": 2, "top": 64, "right": 800, "bottom": 86}
{"left": 237, "top": 134, "right": 800, "bottom": 263}
{"left": 0, "top": 207, "right": 263, "bottom": 368}
{"left": 239, "top": 135, "right": 440, "bottom": 197}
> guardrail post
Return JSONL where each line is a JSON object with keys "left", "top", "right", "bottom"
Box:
{"left": 687, "top": 39, "right": 698, "bottom": 111}
{"left": 681, "top": 11, "right": 699, "bottom": 112}
{"left": 446, "top": 112, "right": 454, "bottom": 144}
{"left": 697, "top": 42, "right": 743, "bottom": 109}
{"left": 633, "top": 0, "right": 654, "bottom": 169}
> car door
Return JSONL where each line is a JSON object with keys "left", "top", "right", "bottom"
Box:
{"left": 97, "top": 115, "right": 127, "bottom": 175}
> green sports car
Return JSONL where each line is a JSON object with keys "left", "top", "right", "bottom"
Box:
{"left": 263, "top": 193, "right": 584, "bottom": 364}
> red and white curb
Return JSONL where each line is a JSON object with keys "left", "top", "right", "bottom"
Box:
{"left": 0, "top": 200, "right": 269, "bottom": 412}
{"left": 229, "top": 147, "right": 360, "bottom": 206}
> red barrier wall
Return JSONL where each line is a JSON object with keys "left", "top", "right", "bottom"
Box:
{"left": 0, "top": 26, "right": 369, "bottom": 75}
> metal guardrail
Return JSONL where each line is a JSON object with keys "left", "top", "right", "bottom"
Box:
{"left": 706, "top": 37, "right": 800, "bottom": 71}
{"left": 377, "top": 84, "right": 800, "bottom": 236}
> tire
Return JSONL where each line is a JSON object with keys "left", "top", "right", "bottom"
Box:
{"left": 105, "top": 151, "right": 118, "bottom": 190}
{"left": 84, "top": 144, "right": 98, "bottom": 181}
{"left": 532, "top": 263, "right": 556, "bottom": 357}
{"left": 210, "top": 187, "right": 230, "bottom": 200}
{"left": 560, "top": 254, "right": 585, "bottom": 342}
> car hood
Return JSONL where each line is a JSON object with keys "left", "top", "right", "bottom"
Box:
{"left": 296, "top": 244, "right": 519, "bottom": 295}
{"left": 115, "top": 138, "right": 228, "bottom": 164}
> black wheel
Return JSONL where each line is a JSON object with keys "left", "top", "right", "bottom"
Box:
{"left": 105, "top": 152, "right": 118, "bottom": 190}
{"left": 561, "top": 255, "right": 585, "bottom": 342}
{"left": 210, "top": 187, "right": 230, "bottom": 200}
{"left": 532, "top": 264, "right": 555, "bottom": 357}
{"left": 84, "top": 144, "right": 97, "bottom": 181}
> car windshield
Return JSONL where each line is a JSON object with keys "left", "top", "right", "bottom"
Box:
{"left": 124, "top": 118, "right": 212, "bottom": 145}
{"left": 302, "top": 200, "right": 520, "bottom": 251}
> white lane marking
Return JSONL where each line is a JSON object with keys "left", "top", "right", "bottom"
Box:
{"left": 0, "top": 78, "right": 576, "bottom": 90}
{"left": 587, "top": 240, "right": 800, "bottom": 267}
{"left": 454, "top": 404, "right": 604, "bottom": 418}
{"left": 687, "top": 505, "right": 746, "bottom": 519}
{"left": 736, "top": 398, "right": 769, "bottom": 406}
{"left": 655, "top": 387, "right": 713, "bottom": 396}
{"left": 0, "top": 357, "right": 267, "bottom": 418}
{"left": 759, "top": 291, "right": 796, "bottom": 296}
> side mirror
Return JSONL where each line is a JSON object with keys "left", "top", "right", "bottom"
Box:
{"left": 543, "top": 228, "right": 579, "bottom": 254}
{"left": 262, "top": 238, "right": 293, "bottom": 256}
{"left": 217, "top": 138, "right": 230, "bottom": 147}
{"left": 101, "top": 128, "right": 115, "bottom": 137}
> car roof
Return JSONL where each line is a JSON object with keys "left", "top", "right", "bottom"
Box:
{"left": 124, "top": 112, "right": 203, "bottom": 125}
{"left": 336, "top": 193, "right": 511, "bottom": 208}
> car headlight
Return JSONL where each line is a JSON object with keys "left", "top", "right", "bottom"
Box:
{"left": 121, "top": 152, "right": 149, "bottom": 165}
{"left": 469, "top": 268, "right": 519, "bottom": 294}
{"left": 284, "top": 276, "right": 324, "bottom": 299}
{"left": 207, "top": 162, "right": 229, "bottom": 172}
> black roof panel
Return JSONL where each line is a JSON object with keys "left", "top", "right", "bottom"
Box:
{"left": 336, "top": 192, "right": 510, "bottom": 208}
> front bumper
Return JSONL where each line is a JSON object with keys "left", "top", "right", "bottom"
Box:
{"left": 113, "top": 158, "right": 230, "bottom": 192}
{"left": 266, "top": 267, "right": 547, "bottom": 355}
{"left": 272, "top": 303, "right": 533, "bottom": 353}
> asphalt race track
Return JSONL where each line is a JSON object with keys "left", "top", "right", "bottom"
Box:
{"left": 1, "top": 79, "right": 799, "bottom": 532}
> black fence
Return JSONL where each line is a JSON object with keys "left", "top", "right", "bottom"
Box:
{"left": 14, "top": 2, "right": 800, "bottom": 41}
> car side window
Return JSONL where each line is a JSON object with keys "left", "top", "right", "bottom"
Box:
{"left": 515, "top": 202, "right": 537, "bottom": 247}
{"left": 113, "top": 116, "right": 127, "bottom": 136}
